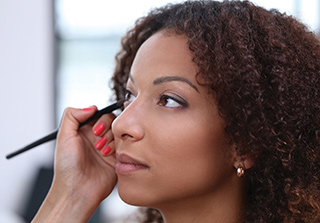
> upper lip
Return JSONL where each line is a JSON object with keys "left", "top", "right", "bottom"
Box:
{"left": 116, "top": 153, "right": 149, "bottom": 167}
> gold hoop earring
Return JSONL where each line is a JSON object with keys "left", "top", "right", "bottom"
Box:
{"left": 237, "top": 166, "right": 245, "bottom": 177}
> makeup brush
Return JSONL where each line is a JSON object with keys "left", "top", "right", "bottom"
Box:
{"left": 6, "top": 100, "right": 124, "bottom": 159}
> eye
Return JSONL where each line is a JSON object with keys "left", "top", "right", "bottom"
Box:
{"left": 124, "top": 90, "right": 136, "bottom": 104}
{"left": 158, "top": 95, "right": 188, "bottom": 109}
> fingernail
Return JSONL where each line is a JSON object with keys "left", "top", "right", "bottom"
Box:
{"left": 101, "top": 146, "right": 112, "bottom": 156}
{"left": 82, "top": 107, "right": 94, "bottom": 111}
{"left": 93, "top": 123, "right": 106, "bottom": 136}
{"left": 95, "top": 137, "right": 107, "bottom": 150}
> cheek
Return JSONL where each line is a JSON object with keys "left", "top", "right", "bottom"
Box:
{"left": 148, "top": 119, "right": 234, "bottom": 197}
{"left": 160, "top": 127, "right": 231, "bottom": 177}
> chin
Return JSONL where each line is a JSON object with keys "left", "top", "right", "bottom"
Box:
{"left": 118, "top": 182, "right": 146, "bottom": 206}
{"left": 118, "top": 184, "right": 161, "bottom": 208}
{"left": 118, "top": 192, "right": 149, "bottom": 207}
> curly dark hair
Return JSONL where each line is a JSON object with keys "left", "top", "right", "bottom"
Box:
{"left": 111, "top": 0, "right": 320, "bottom": 222}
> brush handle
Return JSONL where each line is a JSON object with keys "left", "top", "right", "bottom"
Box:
{"left": 6, "top": 131, "right": 58, "bottom": 159}
{"left": 6, "top": 100, "right": 124, "bottom": 159}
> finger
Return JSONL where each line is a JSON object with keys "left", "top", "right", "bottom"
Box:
{"left": 94, "top": 130, "right": 114, "bottom": 150}
{"left": 58, "top": 106, "right": 97, "bottom": 139}
{"left": 92, "top": 113, "right": 116, "bottom": 136}
{"left": 100, "top": 140, "right": 115, "bottom": 157}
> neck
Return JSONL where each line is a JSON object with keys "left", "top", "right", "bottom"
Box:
{"left": 158, "top": 176, "right": 244, "bottom": 223}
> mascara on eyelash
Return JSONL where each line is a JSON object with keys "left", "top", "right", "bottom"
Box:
{"left": 159, "top": 94, "right": 189, "bottom": 107}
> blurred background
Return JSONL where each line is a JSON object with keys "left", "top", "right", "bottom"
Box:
{"left": 0, "top": 0, "right": 319, "bottom": 222}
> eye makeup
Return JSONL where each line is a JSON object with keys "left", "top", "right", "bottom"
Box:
{"left": 123, "top": 86, "right": 189, "bottom": 110}
{"left": 158, "top": 94, "right": 188, "bottom": 109}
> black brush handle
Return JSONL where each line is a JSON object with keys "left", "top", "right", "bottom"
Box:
{"left": 6, "top": 100, "right": 124, "bottom": 159}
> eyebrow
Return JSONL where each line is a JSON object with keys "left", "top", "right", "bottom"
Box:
{"left": 153, "top": 76, "right": 199, "bottom": 92}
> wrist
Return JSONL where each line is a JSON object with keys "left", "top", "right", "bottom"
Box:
{"left": 33, "top": 185, "right": 100, "bottom": 223}
{"left": 46, "top": 192, "right": 98, "bottom": 223}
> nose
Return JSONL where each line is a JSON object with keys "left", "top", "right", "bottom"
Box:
{"left": 112, "top": 101, "right": 145, "bottom": 142}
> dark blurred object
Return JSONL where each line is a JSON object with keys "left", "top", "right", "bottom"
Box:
{"left": 21, "top": 166, "right": 102, "bottom": 222}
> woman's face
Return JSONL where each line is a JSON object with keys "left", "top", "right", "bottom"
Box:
{"left": 112, "top": 31, "right": 237, "bottom": 209}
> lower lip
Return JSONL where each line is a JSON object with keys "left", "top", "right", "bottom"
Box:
{"left": 115, "top": 161, "right": 149, "bottom": 175}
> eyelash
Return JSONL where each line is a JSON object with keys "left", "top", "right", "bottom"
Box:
{"left": 158, "top": 94, "right": 188, "bottom": 109}
{"left": 124, "top": 90, "right": 188, "bottom": 109}
{"left": 124, "top": 90, "right": 135, "bottom": 102}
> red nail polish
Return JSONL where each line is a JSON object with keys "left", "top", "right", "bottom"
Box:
{"left": 95, "top": 137, "right": 107, "bottom": 150}
{"left": 82, "top": 107, "right": 94, "bottom": 111}
{"left": 101, "top": 146, "right": 111, "bottom": 156}
{"left": 93, "top": 123, "right": 106, "bottom": 136}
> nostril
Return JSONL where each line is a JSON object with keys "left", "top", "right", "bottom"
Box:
{"left": 121, "top": 133, "right": 133, "bottom": 138}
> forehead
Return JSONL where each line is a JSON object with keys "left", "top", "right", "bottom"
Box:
{"left": 129, "top": 31, "right": 198, "bottom": 83}
{"left": 137, "top": 31, "right": 191, "bottom": 60}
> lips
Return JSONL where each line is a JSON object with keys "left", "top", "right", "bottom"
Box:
{"left": 115, "top": 153, "right": 149, "bottom": 175}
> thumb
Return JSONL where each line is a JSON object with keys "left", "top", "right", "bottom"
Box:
{"left": 58, "top": 106, "right": 98, "bottom": 138}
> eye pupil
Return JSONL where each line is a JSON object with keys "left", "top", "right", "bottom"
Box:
{"left": 162, "top": 97, "right": 168, "bottom": 104}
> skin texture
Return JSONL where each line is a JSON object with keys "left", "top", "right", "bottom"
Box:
{"left": 112, "top": 31, "right": 245, "bottom": 223}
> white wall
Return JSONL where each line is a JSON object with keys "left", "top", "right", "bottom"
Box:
{"left": 0, "top": 0, "right": 54, "bottom": 221}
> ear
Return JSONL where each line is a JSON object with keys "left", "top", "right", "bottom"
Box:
{"left": 231, "top": 144, "right": 255, "bottom": 171}
{"left": 233, "top": 155, "right": 255, "bottom": 171}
